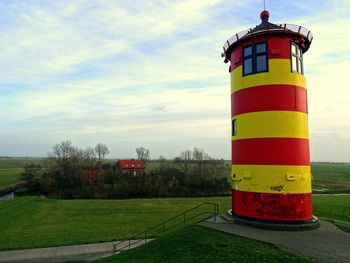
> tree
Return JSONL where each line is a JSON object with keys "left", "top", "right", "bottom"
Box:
{"left": 50, "top": 140, "right": 78, "bottom": 176}
{"left": 51, "top": 140, "right": 75, "bottom": 160}
{"left": 21, "top": 163, "right": 43, "bottom": 191}
{"left": 192, "top": 147, "right": 210, "bottom": 177}
{"left": 192, "top": 147, "right": 209, "bottom": 165}
{"left": 95, "top": 143, "right": 110, "bottom": 168}
{"left": 179, "top": 149, "right": 192, "bottom": 177}
{"left": 83, "top": 147, "right": 97, "bottom": 169}
{"left": 136, "top": 147, "right": 150, "bottom": 162}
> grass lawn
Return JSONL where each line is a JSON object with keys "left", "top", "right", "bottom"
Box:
{"left": 0, "top": 168, "right": 23, "bottom": 188}
{"left": 0, "top": 196, "right": 231, "bottom": 251}
{"left": 86, "top": 225, "right": 313, "bottom": 263}
{"left": 313, "top": 195, "right": 350, "bottom": 231}
{"left": 0, "top": 195, "right": 349, "bottom": 252}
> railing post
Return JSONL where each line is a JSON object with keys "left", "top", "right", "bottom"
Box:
{"left": 114, "top": 202, "right": 220, "bottom": 254}
{"left": 213, "top": 204, "right": 216, "bottom": 223}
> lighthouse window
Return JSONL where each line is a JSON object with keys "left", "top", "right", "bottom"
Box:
{"left": 243, "top": 46, "right": 252, "bottom": 57}
{"left": 243, "top": 58, "right": 253, "bottom": 74}
{"left": 232, "top": 119, "right": 237, "bottom": 136}
{"left": 257, "top": 55, "right": 267, "bottom": 72}
{"left": 243, "top": 42, "right": 268, "bottom": 76}
{"left": 291, "top": 43, "right": 303, "bottom": 74}
{"left": 256, "top": 43, "right": 266, "bottom": 53}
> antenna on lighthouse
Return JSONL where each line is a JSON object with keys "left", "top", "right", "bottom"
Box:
{"left": 263, "top": 0, "right": 266, "bottom": 10}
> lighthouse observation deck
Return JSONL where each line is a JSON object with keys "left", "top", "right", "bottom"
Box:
{"left": 222, "top": 23, "right": 313, "bottom": 63}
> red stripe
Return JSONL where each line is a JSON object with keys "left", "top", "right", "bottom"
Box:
{"left": 232, "top": 190, "right": 313, "bottom": 221}
{"left": 229, "top": 35, "right": 292, "bottom": 72}
{"left": 232, "top": 85, "right": 308, "bottom": 116}
{"left": 232, "top": 138, "right": 310, "bottom": 165}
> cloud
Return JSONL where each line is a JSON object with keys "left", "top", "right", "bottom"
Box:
{"left": 0, "top": 0, "right": 349, "bottom": 161}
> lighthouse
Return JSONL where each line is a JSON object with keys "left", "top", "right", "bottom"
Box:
{"left": 223, "top": 10, "right": 316, "bottom": 224}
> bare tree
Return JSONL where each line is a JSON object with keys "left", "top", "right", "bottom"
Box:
{"left": 83, "top": 147, "right": 97, "bottom": 169}
{"left": 179, "top": 149, "right": 192, "bottom": 177}
{"left": 136, "top": 147, "right": 150, "bottom": 162}
{"left": 192, "top": 147, "right": 210, "bottom": 177}
{"left": 51, "top": 140, "right": 75, "bottom": 160}
{"left": 95, "top": 143, "right": 110, "bottom": 168}
{"left": 50, "top": 140, "right": 78, "bottom": 175}
{"left": 192, "top": 147, "right": 209, "bottom": 164}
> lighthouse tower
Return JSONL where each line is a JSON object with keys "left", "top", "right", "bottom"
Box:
{"left": 223, "top": 11, "right": 316, "bottom": 223}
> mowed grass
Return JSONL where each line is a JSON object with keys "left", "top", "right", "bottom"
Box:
{"left": 0, "top": 168, "right": 23, "bottom": 187}
{"left": 89, "top": 226, "right": 314, "bottom": 263}
{"left": 313, "top": 195, "right": 350, "bottom": 231}
{"left": 312, "top": 163, "right": 350, "bottom": 193}
{"left": 0, "top": 196, "right": 231, "bottom": 251}
{"left": 0, "top": 195, "right": 349, "bottom": 252}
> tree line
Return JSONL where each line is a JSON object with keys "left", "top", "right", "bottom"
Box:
{"left": 22, "top": 141, "right": 230, "bottom": 198}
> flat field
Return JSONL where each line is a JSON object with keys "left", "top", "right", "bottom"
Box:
{"left": 0, "top": 157, "right": 42, "bottom": 188}
{"left": 0, "top": 195, "right": 349, "bottom": 252}
{"left": 0, "top": 168, "right": 22, "bottom": 188}
{"left": 311, "top": 163, "right": 350, "bottom": 193}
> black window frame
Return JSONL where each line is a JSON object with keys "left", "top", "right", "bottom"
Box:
{"left": 232, "top": 119, "right": 237, "bottom": 136}
{"left": 242, "top": 42, "right": 268, "bottom": 76}
{"left": 291, "top": 42, "right": 304, "bottom": 74}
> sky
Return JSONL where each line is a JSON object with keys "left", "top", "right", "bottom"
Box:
{"left": 0, "top": 0, "right": 350, "bottom": 161}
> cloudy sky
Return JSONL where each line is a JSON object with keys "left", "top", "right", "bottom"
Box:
{"left": 0, "top": 0, "right": 349, "bottom": 161}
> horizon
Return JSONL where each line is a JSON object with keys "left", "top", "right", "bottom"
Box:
{"left": 1, "top": 155, "right": 350, "bottom": 164}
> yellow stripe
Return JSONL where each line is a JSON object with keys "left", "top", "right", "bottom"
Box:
{"left": 231, "top": 165, "right": 311, "bottom": 194}
{"left": 231, "top": 59, "right": 306, "bottom": 93}
{"left": 232, "top": 111, "right": 309, "bottom": 140}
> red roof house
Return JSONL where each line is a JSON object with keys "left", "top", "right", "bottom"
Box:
{"left": 115, "top": 159, "right": 145, "bottom": 176}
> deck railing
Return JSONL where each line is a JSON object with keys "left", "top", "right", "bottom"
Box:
{"left": 223, "top": 23, "right": 313, "bottom": 54}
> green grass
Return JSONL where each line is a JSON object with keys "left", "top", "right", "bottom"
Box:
{"left": 0, "top": 196, "right": 231, "bottom": 251}
{"left": 0, "top": 195, "right": 349, "bottom": 252}
{"left": 311, "top": 163, "right": 350, "bottom": 193}
{"left": 0, "top": 168, "right": 23, "bottom": 187}
{"left": 0, "top": 157, "right": 43, "bottom": 169}
{"left": 0, "top": 157, "right": 42, "bottom": 187}
{"left": 89, "top": 225, "right": 313, "bottom": 263}
{"left": 313, "top": 195, "right": 350, "bottom": 231}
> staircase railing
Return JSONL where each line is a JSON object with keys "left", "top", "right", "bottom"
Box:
{"left": 113, "top": 202, "right": 219, "bottom": 253}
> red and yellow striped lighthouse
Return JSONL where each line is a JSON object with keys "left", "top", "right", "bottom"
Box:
{"left": 223, "top": 10, "right": 314, "bottom": 222}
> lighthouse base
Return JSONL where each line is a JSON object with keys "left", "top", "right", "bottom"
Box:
{"left": 227, "top": 209, "right": 320, "bottom": 231}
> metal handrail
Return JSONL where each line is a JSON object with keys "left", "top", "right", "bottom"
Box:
{"left": 113, "top": 202, "right": 219, "bottom": 253}
{"left": 223, "top": 23, "right": 313, "bottom": 54}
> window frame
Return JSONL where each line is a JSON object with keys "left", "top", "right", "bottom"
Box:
{"left": 232, "top": 119, "right": 237, "bottom": 136}
{"left": 291, "top": 42, "right": 304, "bottom": 74}
{"left": 242, "top": 42, "right": 268, "bottom": 76}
